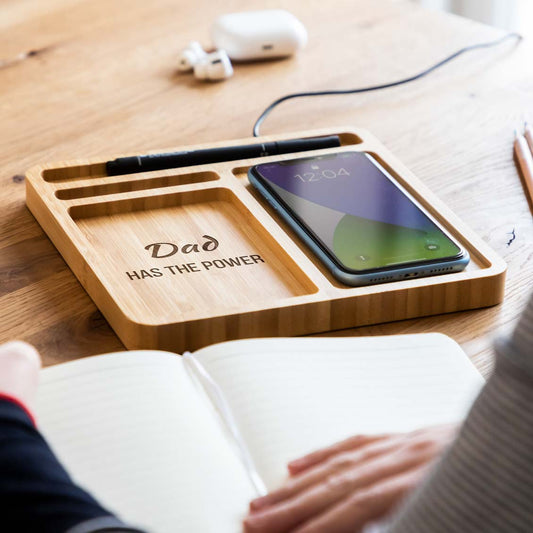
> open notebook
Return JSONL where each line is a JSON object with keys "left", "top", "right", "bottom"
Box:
{"left": 36, "top": 334, "right": 484, "bottom": 532}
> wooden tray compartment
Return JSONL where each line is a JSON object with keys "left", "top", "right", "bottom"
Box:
{"left": 69, "top": 187, "right": 318, "bottom": 326}
{"left": 26, "top": 127, "right": 506, "bottom": 352}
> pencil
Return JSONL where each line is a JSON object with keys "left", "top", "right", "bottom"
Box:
{"left": 514, "top": 129, "right": 533, "bottom": 211}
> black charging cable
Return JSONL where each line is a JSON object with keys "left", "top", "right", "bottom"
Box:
{"left": 252, "top": 32, "right": 522, "bottom": 137}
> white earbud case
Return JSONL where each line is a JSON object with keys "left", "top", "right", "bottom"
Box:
{"left": 211, "top": 10, "right": 308, "bottom": 61}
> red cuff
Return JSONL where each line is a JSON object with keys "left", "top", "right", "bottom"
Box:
{"left": 0, "top": 393, "right": 37, "bottom": 427}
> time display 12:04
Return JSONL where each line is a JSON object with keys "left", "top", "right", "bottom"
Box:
{"left": 294, "top": 167, "right": 350, "bottom": 182}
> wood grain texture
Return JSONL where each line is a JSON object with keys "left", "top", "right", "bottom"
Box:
{"left": 2, "top": 0, "right": 533, "bottom": 373}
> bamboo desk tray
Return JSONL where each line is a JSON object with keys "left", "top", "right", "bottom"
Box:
{"left": 25, "top": 127, "right": 506, "bottom": 353}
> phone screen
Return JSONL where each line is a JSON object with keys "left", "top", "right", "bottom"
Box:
{"left": 252, "top": 151, "right": 462, "bottom": 272}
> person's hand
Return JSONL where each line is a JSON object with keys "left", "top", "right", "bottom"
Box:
{"left": 244, "top": 424, "right": 457, "bottom": 533}
{"left": 0, "top": 341, "right": 41, "bottom": 410}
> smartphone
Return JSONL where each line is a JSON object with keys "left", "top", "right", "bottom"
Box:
{"left": 248, "top": 151, "right": 469, "bottom": 286}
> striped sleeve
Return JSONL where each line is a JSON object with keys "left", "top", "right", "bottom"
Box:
{"left": 368, "top": 296, "right": 533, "bottom": 533}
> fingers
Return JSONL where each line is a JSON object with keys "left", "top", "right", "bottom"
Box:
{"left": 0, "top": 341, "right": 41, "bottom": 408}
{"left": 245, "top": 426, "right": 456, "bottom": 533}
{"left": 292, "top": 465, "right": 428, "bottom": 533}
{"left": 244, "top": 445, "right": 430, "bottom": 533}
{"left": 0, "top": 340, "right": 40, "bottom": 361}
{"left": 286, "top": 424, "right": 455, "bottom": 479}
{"left": 287, "top": 434, "right": 389, "bottom": 476}
{"left": 250, "top": 437, "right": 399, "bottom": 512}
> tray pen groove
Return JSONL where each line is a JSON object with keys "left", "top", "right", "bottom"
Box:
{"left": 55, "top": 171, "right": 219, "bottom": 200}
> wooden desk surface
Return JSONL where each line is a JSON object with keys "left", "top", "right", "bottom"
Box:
{"left": 2, "top": 0, "right": 532, "bottom": 373}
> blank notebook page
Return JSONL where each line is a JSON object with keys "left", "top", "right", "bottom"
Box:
{"left": 193, "top": 334, "right": 484, "bottom": 490}
{"left": 36, "top": 352, "right": 255, "bottom": 533}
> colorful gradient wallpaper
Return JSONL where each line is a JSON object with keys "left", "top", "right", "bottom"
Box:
{"left": 255, "top": 152, "right": 460, "bottom": 271}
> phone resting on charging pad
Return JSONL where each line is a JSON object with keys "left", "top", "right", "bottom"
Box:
{"left": 248, "top": 151, "right": 469, "bottom": 286}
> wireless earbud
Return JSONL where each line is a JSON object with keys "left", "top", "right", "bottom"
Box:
{"left": 177, "top": 10, "right": 308, "bottom": 82}
{"left": 193, "top": 50, "right": 233, "bottom": 81}
{"left": 177, "top": 41, "right": 207, "bottom": 72}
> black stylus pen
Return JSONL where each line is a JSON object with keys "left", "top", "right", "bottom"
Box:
{"left": 105, "top": 135, "right": 341, "bottom": 175}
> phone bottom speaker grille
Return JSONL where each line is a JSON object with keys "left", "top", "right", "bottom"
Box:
{"left": 428, "top": 267, "right": 455, "bottom": 274}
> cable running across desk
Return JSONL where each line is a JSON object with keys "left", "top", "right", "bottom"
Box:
{"left": 252, "top": 32, "right": 522, "bottom": 137}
